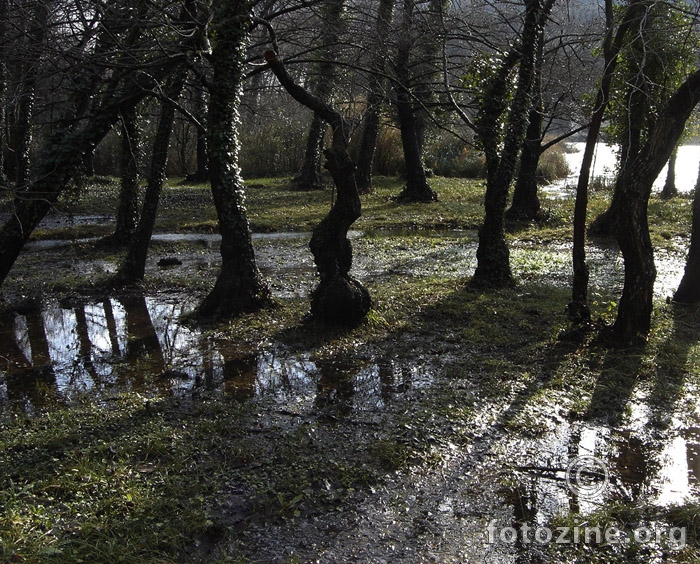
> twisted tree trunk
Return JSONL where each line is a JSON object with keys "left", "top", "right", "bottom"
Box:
{"left": 267, "top": 50, "right": 371, "bottom": 326}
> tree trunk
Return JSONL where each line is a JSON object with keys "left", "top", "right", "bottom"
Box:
{"left": 355, "top": 0, "right": 394, "bottom": 195}
{"left": 612, "top": 67, "right": 700, "bottom": 343}
{"left": 266, "top": 51, "right": 371, "bottom": 326}
{"left": 198, "top": 3, "right": 271, "bottom": 319}
{"left": 472, "top": 0, "right": 554, "bottom": 288}
{"left": 0, "top": 0, "right": 8, "bottom": 188}
{"left": 661, "top": 147, "right": 678, "bottom": 198}
{"left": 290, "top": 0, "right": 347, "bottom": 192}
{"left": 355, "top": 99, "right": 382, "bottom": 195}
{"left": 117, "top": 72, "right": 185, "bottom": 282}
{"left": 392, "top": 0, "right": 437, "bottom": 203}
{"left": 111, "top": 107, "right": 141, "bottom": 245}
{"left": 191, "top": 78, "right": 209, "bottom": 183}
{"left": 673, "top": 159, "right": 700, "bottom": 303}
{"left": 507, "top": 30, "right": 545, "bottom": 223}
{"left": 291, "top": 114, "right": 326, "bottom": 190}
{"left": 507, "top": 107, "right": 543, "bottom": 222}
{"left": 9, "top": 2, "right": 48, "bottom": 190}
{"left": 571, "top": 0, "right": 643, "bottom": 314}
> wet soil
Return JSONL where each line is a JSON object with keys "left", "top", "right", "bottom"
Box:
{"left": 1, "top": 227, "right": 698, "bottom": 563}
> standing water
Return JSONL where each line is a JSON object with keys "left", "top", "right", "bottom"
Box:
{"left": 546, "top": 142, "right": 700, "bottom": 195}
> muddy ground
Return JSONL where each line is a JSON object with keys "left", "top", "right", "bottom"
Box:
{"left": 1, "top": 212, "right": 699, "bottom": 563}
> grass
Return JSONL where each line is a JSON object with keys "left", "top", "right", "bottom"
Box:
{"left": 1, "top": 174, "right": 700, "bottom": 562}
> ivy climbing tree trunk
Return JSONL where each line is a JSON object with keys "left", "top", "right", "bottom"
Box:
{"left": 507, "top": 96, "right": 543, "bottom": 222}
{"left": 198, "top": 2, "right": 272, "bottom": 318}
{"left": 472, "top": 0, "right": 554, "bottom": 288}
{"left": 266, "top": 50, "right": 371, "bottom": 326}
{"left": 674, "top": 159, "right": 700, "bottom": 303}
{"left": 506, "top": 36, "right": 545, "bottom": 222}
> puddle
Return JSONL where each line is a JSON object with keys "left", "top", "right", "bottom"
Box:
{"left": 504, "top": 412, "right": 700, "bottom": 534}
{"left": 0, "top": 294, "right": 434, "bottom": 417}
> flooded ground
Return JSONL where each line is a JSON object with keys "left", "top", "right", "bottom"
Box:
{"left": 545, "top": 142, "right": 700, "bottom": 198}
{"left": 1, "top": 226, "right": 698, "bottom": 563}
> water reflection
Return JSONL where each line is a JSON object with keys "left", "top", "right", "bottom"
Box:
{"left": 0, "top": 294, "right": 433, "bottom": 417}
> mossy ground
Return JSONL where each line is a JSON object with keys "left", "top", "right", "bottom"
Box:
{"left": 0, "top": 175, "right": 699, "bottom": 562}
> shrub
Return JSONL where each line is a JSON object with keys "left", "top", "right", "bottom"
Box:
{"left": 372, "top": 126, "right": 405, "bottom": 176}
{"left": 537, "top": 145, "right": 570, "bottom": 183}
{"left": 424, "top": 133, "right": 486, "bottom": 178}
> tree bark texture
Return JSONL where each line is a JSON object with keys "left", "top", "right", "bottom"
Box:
{"left": 674, "top": 159, "right": 700, "bottom": 303}
{"left": 198, "top": 3, "right": 272, "bottom": 318}
{"left": 612, "top": 68, "right": 700, "bottom": 343}
{"left": 571, "top": 0, "right": 643, "bottom": 310}
{"left": 266, "top": 50, "right": 371, "bottom": 326}
{"left": 392, "top": 0, "right": 438, "bottom": 203}
{"left": 112, "top": 106, "right": 142, "bottom": 245}
{"left": 472, "top": 0, "right": 554, "bottom": 288}
{"left": 118, "top": 71, "right": 186, "bottom": 282}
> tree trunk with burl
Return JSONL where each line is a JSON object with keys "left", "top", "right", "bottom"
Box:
{"left": 266, "top": 50, "right": 371, "bottom": 326}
